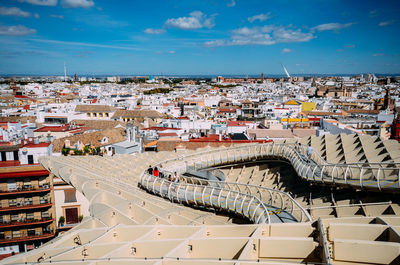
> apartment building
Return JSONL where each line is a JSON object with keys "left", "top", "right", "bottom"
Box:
{"left": 0, "top": 141, "right": 55, "bottom": 259}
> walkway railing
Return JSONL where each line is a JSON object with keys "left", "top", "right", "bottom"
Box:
{"left": 181, "top": 176, "right": 311, "bottom": 222}
{"left": 139, "top": 173, "right": 273, "bottom": 224}
{"left": 160, "top": 143, "right": 400, "bottom": 191}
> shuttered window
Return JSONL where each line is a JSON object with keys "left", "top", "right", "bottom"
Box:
{"left": 64, "top": 189, "right": 77, "bottom": 203}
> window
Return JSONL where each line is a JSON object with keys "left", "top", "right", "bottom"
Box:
{"left": 99, "top": 112, "right": 103, "bottom": 117}
{"left": 26, "top": 212, "right": 34, "bottom": 220}
{"left": 23, "top": 179, "right": 31, "bottom": 189}
{"left": 24, "top": 197, "right": 33, "bottom": 206}
{"left": 105, "top": 113, "right": 109, "bottom": 117}
{"left": 27, "top": 229, "right": 35, "bottom": 236}
{"left": 1, "top": 151, "right": 6, "bottom": 161}
{"left": 7, "top": 179, "right": 16, "bottom": 191}
{"left": 39, "top": 177, "right": 48, "bottom": 188}
{"left": 6, "top": 152, "right": 13, "bottom": 161}
{"left": 8, "top": 199, "right": 17, "bottom": 207}
{"left": 43, "top": 225, "right": 50, "bottom": 233}
{"left": 12, "top": 231, "right": 20, "bottom": 238}
{"left": 93, "top": 112, "right": 97, "bottom": 117}
{"left": 39, "top": 195, "right": 48, "bottom": 204}
{"left": 64, "top": 189, "right": 77, "bottom": 203}
{"left": 11, "top": 214, "right": 19, "bottom": 221}
{"left": 41, "top": 210, "right": 50, "bottom": 218}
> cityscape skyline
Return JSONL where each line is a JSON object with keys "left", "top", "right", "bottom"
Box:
{"left": 0, "top": 0, "right": 399, "bottom": 75}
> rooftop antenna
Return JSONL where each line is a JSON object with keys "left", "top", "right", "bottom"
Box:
{"left": 281, "top": 63, "right": 291, "bottom": 78}
{"left": 64, "top": 62, "right": 67, "bottom": 82}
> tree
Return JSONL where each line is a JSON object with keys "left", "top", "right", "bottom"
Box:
{"left": 58, "top": 216, "right": 65, "bottom": 226}
{"left": 61, "top": 148, "right": 70, "bottom": 156}
{"left": 83, "top": 145, "right": 90, "bottom": 154}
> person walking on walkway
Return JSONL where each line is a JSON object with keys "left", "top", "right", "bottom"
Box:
{"left": 307, "top": 145, "right": 313, "bottom": 160}
{"left": 297, "top": 143, "right": 302, "bottom": 153}
{"left": 147, "top": 165, "right": 153, "bottom": 175}
{"left": 153, "top": 167, "right": 159, "bottom": 177}
{"left": 174, "top": 172, "right": 179, "bottom": 184}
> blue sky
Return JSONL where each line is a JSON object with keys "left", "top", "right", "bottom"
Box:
{"left": 0, "top": 0, "right": 399, "bottom": 75}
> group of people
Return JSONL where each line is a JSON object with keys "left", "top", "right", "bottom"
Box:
{"left": 295, "top": 143, "right": 313, "bottom": 159}
{"left": 147, "top": 165, "right": 179, "bottom": 183}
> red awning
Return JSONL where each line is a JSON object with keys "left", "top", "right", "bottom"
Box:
{"left": 0, "top": 170, "right": 49, "bottom": 179}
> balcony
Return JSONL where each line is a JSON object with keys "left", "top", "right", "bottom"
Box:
{"left": 0, "top": 231, "right": 55, "bottom": 244}
{"left": 0, "top": 201, "right": 53, "bottom": 212}
{"left": 0, "top": 184, "right": 51, "bottom": 196}
{"left": 0, "top": 217, "right": 54, "bottom": 228}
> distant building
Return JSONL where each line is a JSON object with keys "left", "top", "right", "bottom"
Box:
{"left": 74, "top": 105, "right": 116, "bottom": 120}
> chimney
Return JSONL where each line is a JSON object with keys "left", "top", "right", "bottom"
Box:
{"left": 126, "top": 123, "right": 134, "bottom": 142}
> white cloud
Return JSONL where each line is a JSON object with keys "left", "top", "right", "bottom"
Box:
{"left": 18, "top": 0, "right": 57, "bottom": 6}
{"left": 165, "top": 11, "right": 216, "bottom": 30}
{"left": 379, "top": 20, "right": 395, "bottom": 27}
{"left": 281, "top": 48, "right": 293, "bottom": 54}
{"left": 169, "top": 50, "right": 176, "bottom": 54}
{"left": 312, "top": 22, "right": 355, "bottom": 32}
{"left": 0, "top": 7, "right": 31, "bottom": 17}
{"left": 205, "top": 25, "right": 314, "bottom": 47}
{"left": 344, "top": 44, "right": 355, "bottom": 48}
{"left": 248, "top": 13, "right": 272, "bottom": 23}
{"left": 144, "top": 28, "right": 165, "bottom": 35}
{"left": 50, "top": 14, "right": 64, "bottom": 19}
{"left": 61, "top": 0, "right": 94, "bottom": 8}
{"left": 227, "top": 0, "right": 236, "bottom": 7}
{"left": 0, "top": 25, "right": 36, "bottom": 35}
{"left": 30, "top": 38, "right": 142, "bottom": 51}
{"left": 34, "top": 13, "right": 40, "bottom": 18}
{"left": 373, "top": 53, "right": 384, "bottom": 57}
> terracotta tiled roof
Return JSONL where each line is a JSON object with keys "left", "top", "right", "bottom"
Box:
{"left": 300, "top": 111, "right": 346, "bottom": 117}
{"left": 71, "top": 119, "right": 127, "bottom": 130}
{"left": 292, "top": 129, "right": 317, "bottom": 138}
{"left": 345, "top": 109, "right": 379, "bottom": 114}
{"left": 0, "top": 116, "right": 36, "bottom": 123}
{"left": 111, "top": 109, "right": 163, "bottom": 119}
{"left": 52, "top": 128, "right": 126, "bottom": 153}
{"left": 34, "top": 125, "right": 72, "bottom": 132}
{"left": 227, "top": 121, "right": 253, "bottom": 127}
{"left": 247, "top": 129, "right": 294, "bottom": 139}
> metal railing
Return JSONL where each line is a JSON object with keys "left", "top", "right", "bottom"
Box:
{"left": 159, "top": 143, "right": 400, "bottom": 191}
{"left": 140, "top": 173, "right": 273, "bottom": 224}
{"left": 181, "top": 176, "right": 311, "bottom": 222}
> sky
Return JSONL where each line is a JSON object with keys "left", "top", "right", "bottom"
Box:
{"left": 0, "top": 0, "right": 399, "bottom": 76}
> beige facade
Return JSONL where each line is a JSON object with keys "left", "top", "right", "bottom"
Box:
{"left": 53, "top": 176, "right": 90, "bottom": 228}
